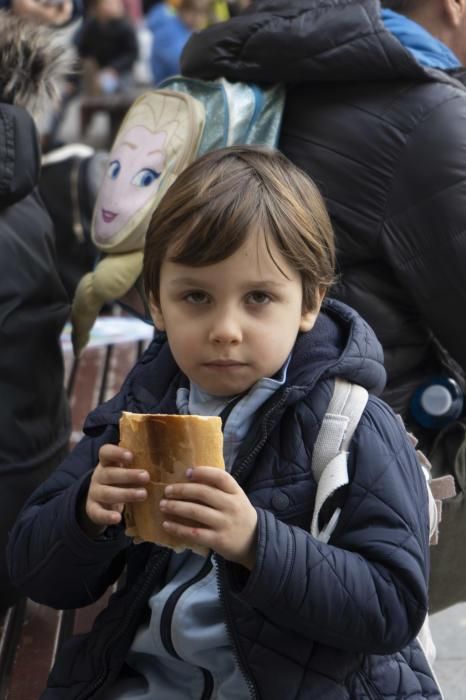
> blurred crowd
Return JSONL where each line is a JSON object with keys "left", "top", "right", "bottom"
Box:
{"left": 7, "top": 0, "right": 253, "bottom": 149}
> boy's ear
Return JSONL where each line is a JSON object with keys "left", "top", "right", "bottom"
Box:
{"left": 149, "top": 293, "right": 166, "bottom": 331}
{"left": 299, "top": 287, "right": 325, "bottom": 333}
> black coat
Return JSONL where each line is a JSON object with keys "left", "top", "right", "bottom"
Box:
{"left": 0, "top": 101, "right": 70, "bottom": 606}
{"left": 181, "top": 0, "right": 466, "bottom": 435}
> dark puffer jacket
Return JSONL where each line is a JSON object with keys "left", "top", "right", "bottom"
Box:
{"left": 0, "top": 101, "right": 70, "bottom": 608}
{"left": 7, "top": 301, "right": 440, "bottom": 699}
{"left": 181, "top": 0, "right": 466, "bottom": 438}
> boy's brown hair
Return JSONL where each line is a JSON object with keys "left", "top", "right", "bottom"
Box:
{"left": 143, "top": 145, "right": 335, "bottom": 311}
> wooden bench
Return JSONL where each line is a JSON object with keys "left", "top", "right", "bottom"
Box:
{"left": 0, "top": 315, "right": 153, "bottom": 699}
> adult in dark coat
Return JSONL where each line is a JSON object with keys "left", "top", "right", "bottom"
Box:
{"left": 0, "top": 11, "right": 71, "bottom": 611}
{"left": 181, "top": 0, "right": 466, "bottom": 442}
{"left": 181, "top": 0, "right": 466, "bottom": 612}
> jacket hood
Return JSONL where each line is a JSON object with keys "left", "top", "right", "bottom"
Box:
{"left": 0, "top": 10, "right": 73, "bottom": 118}
{"left": 0, "top": 103, "right": 40, "bottom": 206}
{"left": 85, "top": 299, "right": 386, "bottom": 431}
{"left": 288, "top": 298, "right": 385, "bottom": 393}
{"left": 181, "top": 0, "right": 462, "bottom": 87}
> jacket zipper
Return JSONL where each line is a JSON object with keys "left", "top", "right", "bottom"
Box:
{"left": 76, "top": 549, "right": 170, "bottom": 700}
{"left": 216, "top": 389, "right": 293, "bottom": 700}
{"left": 159, "top": 555, "right": 215, "bottom": 700}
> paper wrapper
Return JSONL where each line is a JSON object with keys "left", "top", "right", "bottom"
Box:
{"left": 119, "top": 412, "right": 225, "bottom": 555}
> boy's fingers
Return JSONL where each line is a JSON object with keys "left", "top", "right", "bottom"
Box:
{"left": 87, "top": 503, "right": 123, "bottom": 527}
{"left": 97, "top": 466, "right": 149, "bottom": 486}
{"left": 164, "top": 482, "right": 227, "bottom": 510}
{"left": 99, "top": 444, "right": 133, "bottom": 467}
{"left": 160, "top": 499, "right": 222, "bottom": 529}
{"left": 187, "top": 467, "right": 238, "bottom": 493}
{"left": 93, "top": 485, "right": 147, "bottom": 506}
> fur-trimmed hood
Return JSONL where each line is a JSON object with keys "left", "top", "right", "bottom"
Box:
{"left": 0, "top": 10, "right": 73, "bottom": 117}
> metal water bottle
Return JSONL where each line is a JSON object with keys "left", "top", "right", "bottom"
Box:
{"left": 410, "top": 376, "right": 464, "bottom": 429}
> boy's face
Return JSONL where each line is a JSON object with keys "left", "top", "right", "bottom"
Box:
{"left": 150, "top": 229, "right": 322, "bottom": 397}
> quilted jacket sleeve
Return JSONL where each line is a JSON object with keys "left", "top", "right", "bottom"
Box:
{"left": 226, "top": 397, "right": 430, "bottom": 655}
{"left": 7, "top": 425, "right": 129, "bottom": 609}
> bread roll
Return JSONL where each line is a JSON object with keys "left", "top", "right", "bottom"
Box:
{"left": 119, "top": 412, "right": 225, "bottom": 554}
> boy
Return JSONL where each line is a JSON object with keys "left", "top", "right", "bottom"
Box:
{"left": 8, "top": 146, "right": 441, "bottom": 699}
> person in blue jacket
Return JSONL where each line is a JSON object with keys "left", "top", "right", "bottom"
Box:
{"left": 146, "top": 0, "right": 211, "bottom": 84}
{"left": 8, "top": 146, "right": 441, "bottom": 699}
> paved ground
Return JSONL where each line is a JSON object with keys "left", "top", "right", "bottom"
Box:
{"left": 430, "top": 602, "right": 466, "bottom": 699}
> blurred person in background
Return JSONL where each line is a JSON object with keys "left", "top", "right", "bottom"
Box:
{"left": 146, "top": 0, "right": 212, "bottom": 84}
{"left": 0, "top": 0, "right": 81, "bottom": 26}
{"left": 76, "top": 0, "right": 139, "bottom": 95}
{"left": 0, "top": 10, "right": 71, "bottom": 613}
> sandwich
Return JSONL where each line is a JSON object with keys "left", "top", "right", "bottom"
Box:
{"left": 119, "top": 412, "right": 225, "bottom": 554}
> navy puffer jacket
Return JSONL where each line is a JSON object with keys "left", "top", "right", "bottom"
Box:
{"left": 7, "top": 301, "right": 439, "bottom": 699}
{"left": 181, "top": 0, "right": 466, "bottom": 441}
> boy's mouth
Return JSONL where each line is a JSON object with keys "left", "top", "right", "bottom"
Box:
{"left": 102, "top": 208, "right": 118, "bottom": 223}
{"left": 204, "top": 360, "right": 247, "bottom": 368}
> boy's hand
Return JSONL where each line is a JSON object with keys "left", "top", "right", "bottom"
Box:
{"left": 160, "top": 467, "right": 258, "bottom": 570}
{"left": 82, "top": 445, "right": 149, "bottom": 536}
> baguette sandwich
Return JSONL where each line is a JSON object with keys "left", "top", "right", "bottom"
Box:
{"left": 119, "top": 412, "right": 225, "bottom": 554}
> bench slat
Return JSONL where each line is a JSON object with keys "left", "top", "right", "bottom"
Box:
{"left": 5, "top": 601, "right": 62, "bottom": 700}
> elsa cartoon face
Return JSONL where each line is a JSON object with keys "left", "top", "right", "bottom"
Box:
{"left": 94, "top": 126, "right": 168, "bottom": 245}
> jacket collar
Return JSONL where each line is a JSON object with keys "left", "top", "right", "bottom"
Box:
{"left": 381, "top": 9, "right": 461, "bottom": 69}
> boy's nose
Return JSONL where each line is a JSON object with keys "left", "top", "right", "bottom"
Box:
{"left": 208, "top": 312, "right": 243, "bottom": 345}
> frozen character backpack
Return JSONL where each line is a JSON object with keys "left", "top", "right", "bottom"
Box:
{"left": 71, "top": 77, "right": 285, "bottom": 354}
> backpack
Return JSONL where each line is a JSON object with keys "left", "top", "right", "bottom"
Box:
{"left": 71, "top": 77, "right": 285, "bottom": 355}
{"left": 314, "top": 378, "right": 447, "bottom": 696}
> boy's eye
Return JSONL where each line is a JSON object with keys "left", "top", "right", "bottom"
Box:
{"left": 246, "top": 291, "right": 271, "bottom": 305}
{"left": 184, "top": 291, "right": 209, "bottom": 304}
{"left": 131, "top": 168, "right": 161, "bottom": 188}
{"left": 107, "top": 159, "right": 121, "bottom": 180}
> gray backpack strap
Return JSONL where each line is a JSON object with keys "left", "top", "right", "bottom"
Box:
{"left": 311, "top": 378, "right": 369, "bottom": 542}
